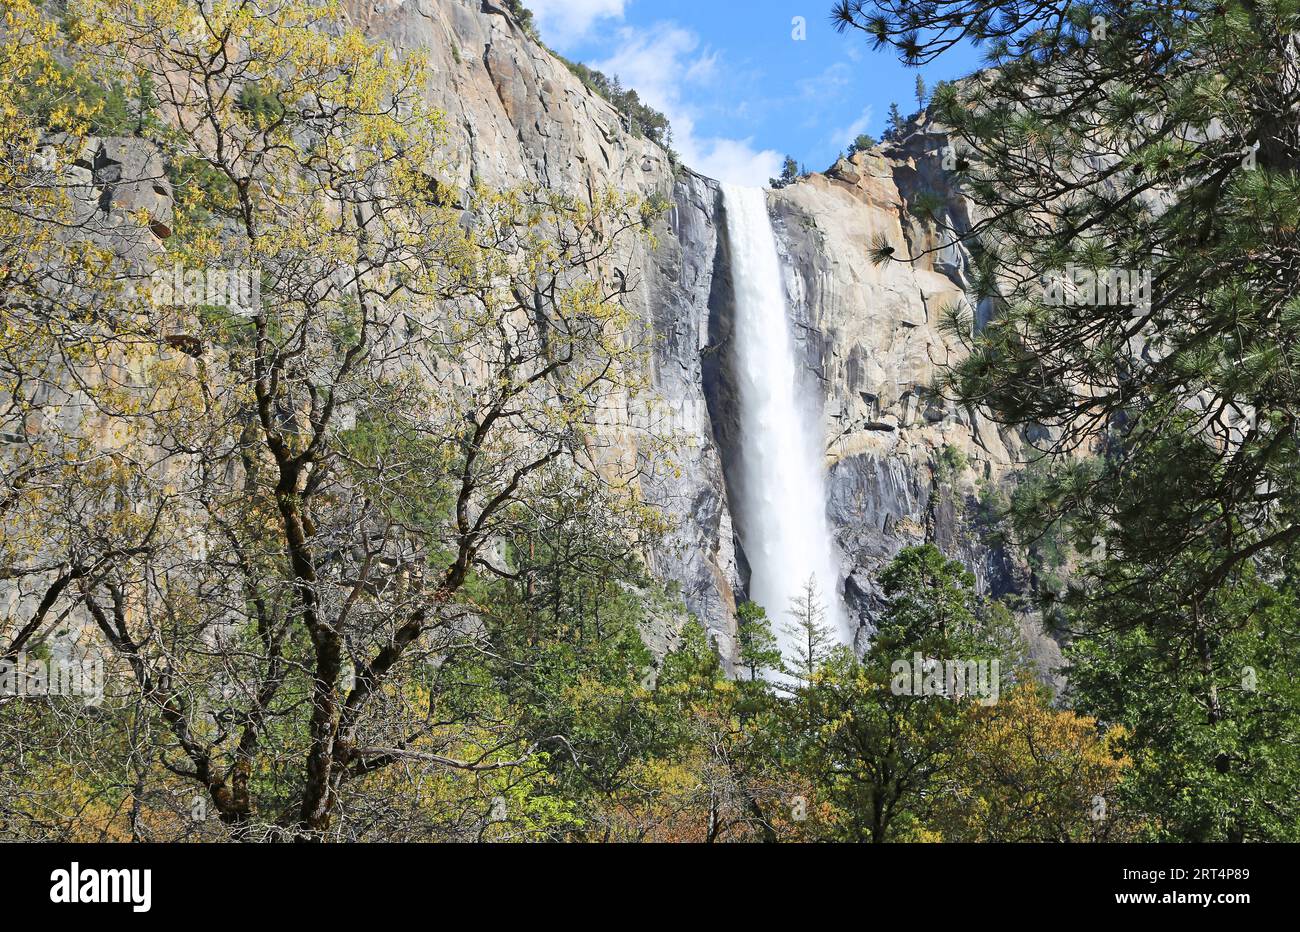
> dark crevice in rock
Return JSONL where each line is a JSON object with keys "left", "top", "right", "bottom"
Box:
{"left": 699, "top": 185, "right": 749, "bottom": 604}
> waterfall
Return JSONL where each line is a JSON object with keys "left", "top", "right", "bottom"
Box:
{"left": 720, "top": 183, "right": 849, "bottom": 661}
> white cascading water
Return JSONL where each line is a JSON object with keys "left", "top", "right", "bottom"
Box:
{"left": 721, "top": 183, "right": 849, "bottom": 660}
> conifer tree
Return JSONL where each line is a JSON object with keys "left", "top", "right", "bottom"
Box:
{"left": 736, "top": 601, "right": 784, "bottom": 682}
{"left": 783, "top": 576, "right": 834, "bottom": 682}
{"left": 887, "top": 101, "right": 905, "bottom": 136}
{"left": 769, "top": 155, "right": 800, "bottom": 189}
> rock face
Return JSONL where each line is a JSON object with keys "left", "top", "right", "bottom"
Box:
{"left": 0, "top": 2, "right": 1060, "bottom": 685}
{"left": 345, "top": 0, "right": 1060, "bottom": 673}
{"left": 768, "top": 148, "right": 1023, "bottom": 625}
{"left": 341, "top": 0, "right": 745, "bottom": 656}
{"left": 345, "top": 0, "right": 676, "bottom": 197}
{"left": 765, "top": 143, "right": 1057, "bottom": 678}
{"left": 178, "top": 1, "right": 1042, "bottom": 674}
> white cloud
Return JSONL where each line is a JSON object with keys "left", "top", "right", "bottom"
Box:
{"left": 688, "top": 136, "right": 784, "bottom": 190}
{"left": 591, "top": 24, "right": 782, "bottom": 187}
{"left": 830, "top": 106, "right": 874, "bottom": 151}
{"left": 589, "top": 24, "right": 701, "bottom": 110}
{"left": 797, "top": 62, "right": 852, "bottom": 101}
{"left": 529, "top": 0, "right": 626, "bottom": 50}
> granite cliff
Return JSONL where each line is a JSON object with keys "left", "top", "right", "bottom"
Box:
{"left": 334, "top": 0, "right": 1059, "bottom": 672}
{"left": 54, "top": 0, "right": 1059, "bottom": 675}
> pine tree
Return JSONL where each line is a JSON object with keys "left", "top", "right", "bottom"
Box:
{"left": 886, "top": 101, "right": 904, "bottom": 136}
{"left": 787, "top": 546, "right": 1023, "bottom": 841}
{"left": 832, "top": 0, "right": 1300, "bottom": 629}
{"left": 782, "top": 575, "right": 833, "bottom": 682}
{"left": 913, "top": 74, "right": 927, "bottom": 109}
{"left": 769, "top": 155, "right": 800, "bottom": 189}
{"left": 846, "top": 133, "right": 877, "bottom": 158}
{"left": 1065, "top": 550, "right": 1300, "bottom": 841}
{"left": 736, "top": 601, "right": 784, "bottom": 681}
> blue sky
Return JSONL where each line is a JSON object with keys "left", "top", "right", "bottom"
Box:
{"left": 527, "top": 0, "right": 983, "bottom": 186}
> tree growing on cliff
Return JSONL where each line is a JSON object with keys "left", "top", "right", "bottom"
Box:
{"left": 886, "top": 102, "right": 905, "bottom": 137}
{"left": 769, "top": 156, "right": 801, "bottom": 189}
{"left": 846, "top": 133, "right": 878, "bottom": 158}
{"left": 503, "top": 0, "right": 539, "bottom": 40}
{"left": 557, "top": 58, "right": 674, "bottom": 151}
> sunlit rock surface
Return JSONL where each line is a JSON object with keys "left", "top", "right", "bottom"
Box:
{"left": 353, "top": 0, "right": 1060, "bottom": 679}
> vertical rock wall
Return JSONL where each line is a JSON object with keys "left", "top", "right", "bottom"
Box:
{"left": 299, "top": 2, "right": 1053, "bottom": 669}
{"left": 4, "top": 0, "right": 1060, "bottom": 678}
